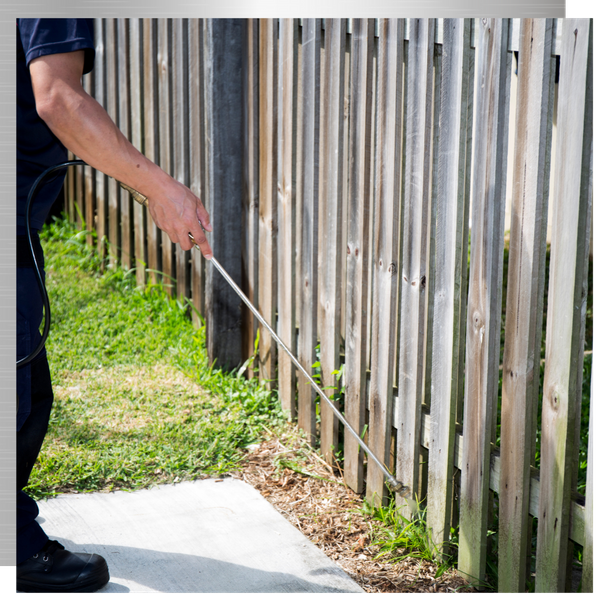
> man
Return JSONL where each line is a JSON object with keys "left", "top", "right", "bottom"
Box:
{"left": 17, "top": 18, "right": 213, "bottom": 593}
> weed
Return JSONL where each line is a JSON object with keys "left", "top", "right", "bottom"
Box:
{"left": 360, "top": 495, "right": 458, "bottom": 577}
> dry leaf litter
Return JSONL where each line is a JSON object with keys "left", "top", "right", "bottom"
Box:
{"left": 232, "top": 431, "right": 480, "bottom": 593}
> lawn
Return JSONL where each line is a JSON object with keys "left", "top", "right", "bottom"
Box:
{"left": 25, "top": 216, "right": 285, "bottom": 500}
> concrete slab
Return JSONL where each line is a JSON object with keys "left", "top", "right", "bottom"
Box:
{"left": 36, "top": 478, "right": 364, "bottom": 593}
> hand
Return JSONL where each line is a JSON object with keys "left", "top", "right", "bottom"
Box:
{"left": 145, "top": 177, "right": 213, "bottom": 259}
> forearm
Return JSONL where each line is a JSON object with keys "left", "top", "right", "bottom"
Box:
{"left": 37, "top": 86, "right": 170, "bottom": 202}
{"left": 30, "top": 49, "right": 212, "bottom": 256}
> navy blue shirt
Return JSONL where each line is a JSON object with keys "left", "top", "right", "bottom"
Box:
{"left": 17, "top": 19, "right": 95, "bottom": 232}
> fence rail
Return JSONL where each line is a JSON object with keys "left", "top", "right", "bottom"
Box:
{"left": 64, "top": 18, "right": 592, "bottom": 592}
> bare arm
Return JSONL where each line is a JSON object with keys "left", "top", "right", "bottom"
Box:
{"left": 29, "top": 49, "right": 212, "bottom": 257}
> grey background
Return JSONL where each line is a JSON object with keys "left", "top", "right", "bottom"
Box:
{"left": 1, "top": 0, "right": 573, "bottom": 589}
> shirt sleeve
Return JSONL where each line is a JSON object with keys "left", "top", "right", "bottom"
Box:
{"left": 17, "top": 18, "right": 95, "bottom": 74}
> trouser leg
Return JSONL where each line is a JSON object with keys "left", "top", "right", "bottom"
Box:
{"left": 16, "top": 233, "right": 52, "bottom": 564}
{"left": 16, "top": 356, "right": 54, "bottom": 564}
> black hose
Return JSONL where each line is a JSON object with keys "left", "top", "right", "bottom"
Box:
{"left": 17, "top": 159, "right": 86, "bottom": 368}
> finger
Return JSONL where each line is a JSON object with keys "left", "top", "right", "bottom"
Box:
{"left": 166, "top": 226, "right": 193, "bottom": 252}
{"left": 196, "top": 203, "right": 212, "bottom": 232}
{"left": 189, "top": 227, "right": 213, "bottom": 260}
{"left": 178, "top": 233, "right": 194, "bottom": 252}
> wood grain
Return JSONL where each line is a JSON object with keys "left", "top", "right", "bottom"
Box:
{"left": 497, "top": 18, "right": 553, "bottom": 593}
{"left": 344, "top": 18, "right": 374, "bottom": 494}
{"left": 536, "top": 18, "right": 593, "bottom": 593}
{"left": 277, "top": 19, "right": 299, "bottom": 418}
{"left": 365, "top": 18, "right": 403, "bottom": 506}
{"left": 458, "top": 18, "right": 511, "bottom": 587}
{"left": 297, "top": 19, "right": 321, "bottom": 445}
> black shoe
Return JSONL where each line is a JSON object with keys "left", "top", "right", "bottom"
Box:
{"left": 17, "top": 540, "right": 110, "bottom": 593}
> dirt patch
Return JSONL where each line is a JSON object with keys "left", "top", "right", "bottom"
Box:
{"left": 234, "top": 433, "right": 480, "bottom": 593}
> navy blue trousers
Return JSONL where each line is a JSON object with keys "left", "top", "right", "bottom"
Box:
{"left": 17, "top": 232, "right": 52, "bottom": 564}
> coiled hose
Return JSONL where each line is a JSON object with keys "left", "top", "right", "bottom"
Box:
{"left": 17, "top": 159, "right": 86, "bottom": 368}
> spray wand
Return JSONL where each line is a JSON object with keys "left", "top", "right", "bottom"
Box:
{"left": 19, "top": 160, "right": 409, "bottom": 497}
{"left": 120, "top": 183, "right": 409, "bottom": 498}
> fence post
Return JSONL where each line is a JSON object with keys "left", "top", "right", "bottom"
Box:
{"left": 203, "top": 19, "right": 245, "bottom": 368}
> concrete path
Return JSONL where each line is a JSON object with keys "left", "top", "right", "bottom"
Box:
{"left": 36, "top": 478, "right": 364, "bottom": 593}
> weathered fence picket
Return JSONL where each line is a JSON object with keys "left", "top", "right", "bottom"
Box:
{"left": 157, "top": 19, "right": 174, "bottom": 289}
{"left": 395, "top": 18, "right": 434, "bottom": 516}
{"left": 64, "top": 18, "right": 592, "bottom": 591}
{"left": 81, "top": 61, "right": 95, "bottom": 247}
{"left": 241, "top": 19, "right": 259, "bottom": 369}
{"left": 426, "top": 18, "right": 471, "bottom": 552}
{"left": 129, "top": 19, "right": 146, "bottom": 288}
{"left": 173, "top": 19, "right": 190, "bottom": 301}
{"left": 536, "top": 18, "right": 593, "bottom": 593}
{"left": 318, "top": 18, "right": 346, "bottom": 465}
{"left": 343, "top": 18, "right": 374, "bottom": 495}
{"left": 105, "top": 19, "right": 119, "bottom": 266}
{"left": 117, "top": 19, "right": 132, "bottom": 271}
{"left": 497, "top": 18, "right": 554, "bottom": 593}
{"left": 92, "top": 19, "right": 107, "bottom": 262}
{"left": 296, "top": 19, "right": 321, "bottom": 445}
{"left": 142, "top": 19, "right": 161, "bottom": 287}
{"left": 188, "top": 18, "right": 205, "bottom": 324}
{"left": 365, "top": 18, "right": 403, "bottom": 507}
{"left": 258, "top": 19, "right": 278, "bottom": 386}
{"left": 276, "top": 18, "right": 298, "bottom": 418}
{"left": 458, "top": 18, "right": 511, "bottom": 586}
{"left": 74, "top": 153, "right": 83, "bottom": 229}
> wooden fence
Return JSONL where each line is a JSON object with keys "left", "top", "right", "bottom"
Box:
{"left": 64, "top": 18, "right": 592, "bottom": 593}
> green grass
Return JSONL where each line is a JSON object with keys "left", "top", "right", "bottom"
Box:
{"left": 26, "top": 216, "right": 285, "bottom": 500}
